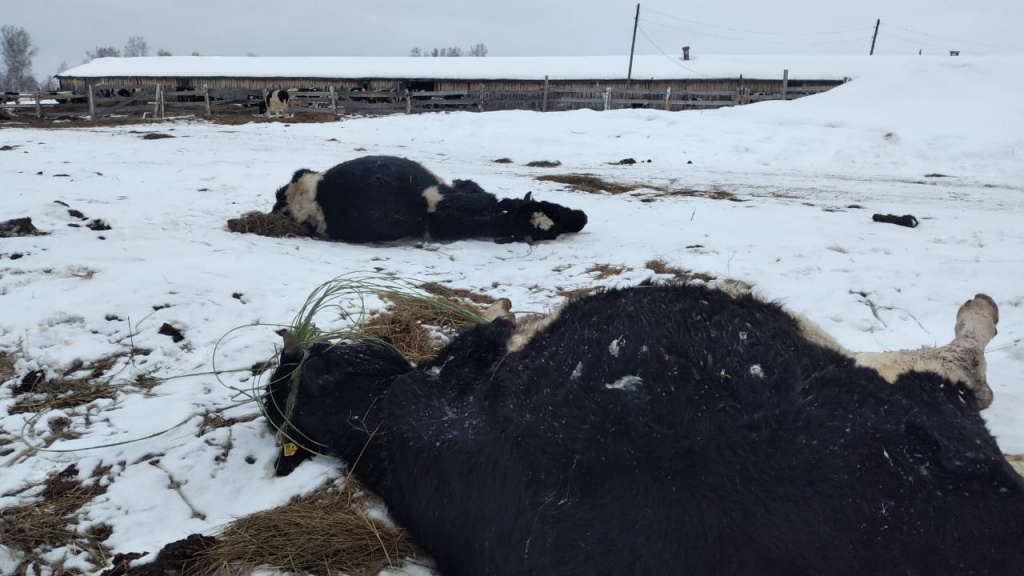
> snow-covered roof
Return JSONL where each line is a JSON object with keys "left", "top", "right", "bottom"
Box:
{"left": 54, "top": 54, "right": 920, "bottom": 81}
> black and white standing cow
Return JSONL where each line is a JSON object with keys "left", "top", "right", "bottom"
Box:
{"left": 260, "top": 89, "right": 290, "bottom": 118}
{"left": 271, "top": 155, "right": 587, "bottom": 244}
{"left": 263, "top": 283, "right": 1024, "bottom": 576}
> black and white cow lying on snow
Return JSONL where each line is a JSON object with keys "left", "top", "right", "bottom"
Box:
{"left": 259, "top": 89, "right": 290, "bottom": 118}
{"left": 263, "top": 284, "right": 1023, "bottom": 576}
{"left": 271, "top": 155, "right": 587, "bottom": 244}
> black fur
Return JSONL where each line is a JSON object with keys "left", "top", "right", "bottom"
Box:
{"left": 271, "top": 155, "right": 587, "bottom": 244}
{"left": 264, "top": 283, "right": 1024, "bottom": 575}
{"left": 264, "top": 89, "right": 290, "bottom": 106}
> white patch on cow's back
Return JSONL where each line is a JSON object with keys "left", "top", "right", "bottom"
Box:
{"left": 608, "top": 336, "right": 624, "bottom": 357}
{"left": 422, "top": 185, "right": 444, "bottom": 213}
{"left": 606, "top": 375, "right": 643, "bottom": 391}
{"left": 531, "top": 211, "right": 554, "bottom": 231}
{"left": 570, "top": 361, "right": 583, "bottom": 381}
{"left": 749, "top": 364, "right": 765, "bottom": 379}
{"left": 285, "top": 171, "right": 327, "bottom": 235}
{"left": 507, "top": 306, "right": 564, "bottom": 353}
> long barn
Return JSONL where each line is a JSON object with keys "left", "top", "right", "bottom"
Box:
{"left": 55, "top": 54, "right": 850, "bottom": 116}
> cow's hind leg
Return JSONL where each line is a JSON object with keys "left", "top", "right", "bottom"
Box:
{"left": 853, "top": 294, "right": 999, "bottom": 408}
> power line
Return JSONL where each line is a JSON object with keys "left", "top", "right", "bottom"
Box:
{"left": 875, "top": 31, "right": 962, "bottom": 53}
{"left": 636, "top": 26, "right": 714, "bottom": 77}
{"left": 642, "top": 7, "right": 868, "bottom": 36}
{"left": 885, "top": 24, "right": 1024, "bottom": 52}
{"left": 639, "top": 18, "right": 870, "bottom": 46}
{"left": 639, "top": 6, "right": 1024, "bottom": 54}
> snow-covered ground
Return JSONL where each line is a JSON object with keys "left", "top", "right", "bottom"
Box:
{"left": 2, "top": 53, "right": 1024, "bottom": 575}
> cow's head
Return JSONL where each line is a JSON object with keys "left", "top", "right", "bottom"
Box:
{"left": 497, "top": 192, "right": 588, "bottom": 244}
{"left": 272, "top": 168, "right": 328, "bottom": 236}
{"left": 264, "top": 332, "right": 413, "bottom": 476}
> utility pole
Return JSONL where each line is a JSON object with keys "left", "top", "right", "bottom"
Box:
{"left": 627, "top": 4, "right": 640, "bottom": 89}
{"left": 869, "top": 19, "right": 880, "bottom": 55}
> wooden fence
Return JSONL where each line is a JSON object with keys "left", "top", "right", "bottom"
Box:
{"left": 2, "top": 72, "right": 844, "bottom": 121}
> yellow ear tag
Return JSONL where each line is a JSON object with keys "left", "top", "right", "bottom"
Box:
{"left": 283, "top": 443, "right": 298, "bottom": 457}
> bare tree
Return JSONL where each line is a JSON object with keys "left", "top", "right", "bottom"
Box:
{"left": 191, "top": 51, "right": 200, "bottom": 56}
{"left": 123, "top": 36, "right": 150, "bottom": 57}
{"left": 246, "top": 52, "right": 257, "bottom": 57}
{"left": 39, "top": 61, "right": 69, "bottom": 91}
{"left": 2, "top": 25, "right": 39, "bottom": 90}
{"left": 157, "top": 48, "right": 172, "bottom": 56}
{"left": 86, "top": 46, "right": 121, "bottom": 61}
{"left": 410, "top": 44, "right": 487, "bottom": 57}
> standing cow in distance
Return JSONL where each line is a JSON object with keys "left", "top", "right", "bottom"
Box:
{"left": 260, "top": 89, "right": 290, "bottom": 118}
{"left": 271, "top": 155, "right": 587, "bottom": 244}
{"left": 263, "top": 283, "right": 1023, "bottom": 576}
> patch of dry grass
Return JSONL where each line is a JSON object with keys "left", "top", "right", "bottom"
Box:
{"left": 525, "top": 160, "right": 562, "bottom": 168}
{"left": 361, "top": 284, "right": 493, "bottom": 363}
{"left": 585, "top": 264, "right": 627, "bottom": 280}
{"left": 0, "top": 350, "right": 15, "bottom": 382}
{"left": 0, "top": 464, "right": 113, "bottom": 573}
{"left": 660, "top": 185, "right": 737, "bottom": 201}
{"left": 536, "top": 174, "right": 738, "bottom": 201}
{"left": 192, "top": 479, "right": 419, "bottom": 576}
{"left": 9, "top": 373, "right": 118, "bottom": 416}
{"left": 644, "top": 259, "right": 715, "bottom": 283}
{"left": 555, "top": 285, "right": 601, "bottom": 300}
{"left": 537, "top": 174, "right": 636, "bottom": 195}
{"left": 7, "top": 349, "right": 150, "bottom": 417}
{"left": 227, "top": 211, "right": 312, "bottom": 238}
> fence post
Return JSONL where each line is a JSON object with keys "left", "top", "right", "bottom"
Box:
{"left": 477, "top": 83, "right": 485, "bottom": 112}
{"left": 160, "top": 85, "right": 166, "bottom": 118}
{"left": 781, "top": 69, "right": 789, "bottom": 101}
{"left": 329, "top": 85, "right": 337, "bottom": 114}
{"left": 34, "top": 92, "right": 42, "bottom": 119}
{"left": 664, "top": 87, "right": 671, "bottom": 111}
{"left": 405, "top": 89, "right": 412, "bottom": 114}
{"left": 542, "top": 75, "right": 549, "bottom": 112}
{"left": 153, "top": 85, "right": 161, "bottom": 118}
{"left": 203, "top": 84, "right": 211, "bottom": 115}
{"left": 87, "top": 84, "right": 95, "bottom": 117}
{"left": 603, "top": 87, "right": 612, "bottom": 111}
{"left": 737, "top": 74, "right": 744, "bottom": 105}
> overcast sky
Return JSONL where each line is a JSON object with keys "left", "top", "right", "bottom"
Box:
{"left": 6, "top": 0, "right": 1023, "bottom": 81}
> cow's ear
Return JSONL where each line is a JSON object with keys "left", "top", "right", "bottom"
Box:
{"left": 523, "top": 191, "right": 532, "bottom": 203}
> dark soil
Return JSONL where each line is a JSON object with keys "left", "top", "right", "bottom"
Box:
{"left": 158, "top": 323, "right": 185, "bottom": 343}
{"left": 100, "top": 534, "right": 218, "bottom": 576}
{"left": 0, "top": 217, "right": 47, "bottom": 237}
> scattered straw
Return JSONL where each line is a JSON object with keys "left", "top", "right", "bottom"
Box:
{"left": 0, "top": 464, "right": 112, "bottom": 572}
{"left": 227, "top": 211, "right": 312, "bottom": 238}
{"left": 525, "top": 160, "right": 562, "bottom": 168}
{"left": 537, "top": 174, "right": 636, "bottom": 195}
{"left": 192, "top": 479, "right": 419, "bottom": 576}
{"left": 585, "top": 264, "right": 627, "bottom": 280}
{"left": 361, "top": 283, "right": 494, "bottom": 364}
{"left": 556, "top": 285, "right": 601, "bottom": 300}
{"left": 644, "top": 259, "right": 715, "bottom": 283}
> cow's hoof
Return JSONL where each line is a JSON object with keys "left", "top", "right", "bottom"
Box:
{"left": 955, "top": 294, "right": 999, "bottom": 347}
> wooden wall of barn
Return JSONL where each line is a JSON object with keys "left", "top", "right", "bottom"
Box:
{"left": 57, "top": 75, "right": 844, "bottom": 96}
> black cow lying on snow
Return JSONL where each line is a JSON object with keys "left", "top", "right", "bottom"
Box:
{"left": 271, "top": 155, "right": 587, "bottom": 243}
{"left": 263, "top": 284, "right": 1023, "bottom": 576}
